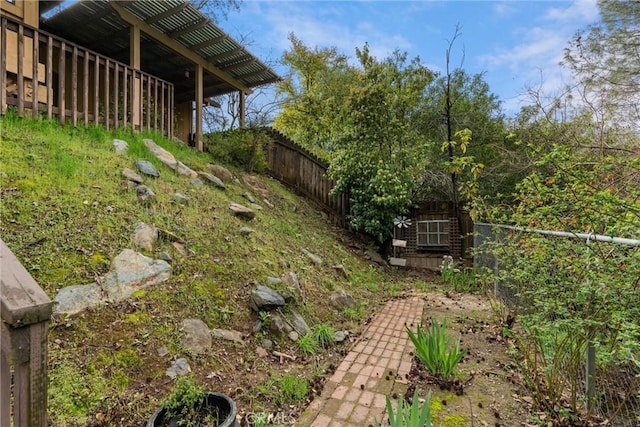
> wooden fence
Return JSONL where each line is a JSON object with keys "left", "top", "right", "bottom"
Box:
{"left": 1, "top": 16, "right": 174, "bottom": 136}
{"left": 1, "top": 238, "right": 53, "bottom": 427}
{"left": 263, "top": 128, "right": 350, "bottom": 227}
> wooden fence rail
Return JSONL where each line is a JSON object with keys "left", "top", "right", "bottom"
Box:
{"left": 1, "top": 238, "right": 52, "bottom": 427}
{"left": 1, "top": 16, "right": 174, "bottom": 136}
{"left": 262, "top": 128, "right": 350, "bottom": 227}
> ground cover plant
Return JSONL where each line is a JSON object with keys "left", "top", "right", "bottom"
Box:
{"left": 0, "top": 111, "right": 411, "bottom": 425}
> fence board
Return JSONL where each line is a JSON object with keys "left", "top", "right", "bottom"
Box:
{"left": 72, "top": 45, "right": 78, "bottom": 126}
{"left": 114, "top": 62, "right": 119, "bottom": 128}
{"left": 58, "top": 41, "right": 65, "bottom": 124}
{"left": 83, "top": 49, "right": 89, "bottom": 125}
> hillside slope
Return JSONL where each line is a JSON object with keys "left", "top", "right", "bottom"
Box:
{"left": 0, "top": 113, "right": 430, "bottom": 426}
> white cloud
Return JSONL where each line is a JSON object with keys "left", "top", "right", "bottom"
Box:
{"left": 544, "top": 0, "right": 599, "bottom": 23}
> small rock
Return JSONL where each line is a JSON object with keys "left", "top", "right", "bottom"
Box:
{"left": 330, "top": 290, "right": 356, "bottom": 310}
{"left": 211, "top": 328, "right": 245, "bottom": 345}
{"left": 288, "top": 331, "right": 299, "bottom": 342}
{"left": 250, "top": 285, "right": 286, "bottom": 312}
{"left": 242, "top": 192, "right": 256, "bottom": 203}
{"left": 263, "top": 199, "right": 274, "bottom": 208}
{"left": 261, "top": 339, "right": 273, "bottom": 350}
{"left": 250, "top": 203, "right": 263, "bottom": 211}
{"left": 332, "top": 264, "right": 349, "bottom": 279}
{"left": 269, "top": 312, "right": 293, "bottom": 338}
{"left": 302, "top": 249, "right": 323, "bottom": 265}
{"left": 207, "top": 164, "right": 234, "bottom": 182}
{"left": 113, "top": 139, "right": 129, "bottom": 154}
{"left": 229, "top": 202, "right": 255, "bottom": 220}
{"left": 190, "top": 177, "right": 204, "bottom": 186}
{"left": 239, "top": 226, "right": 254, "bottom": 236}
{"left": 288, "top": 309, "right": 311, "bottom": 336}
{"left": 172, "top": 242, "right": 187, "bottom": 257}
{"left": 266, "top": 277, "right": 283, "bottom": 286}
{"left": 253, "top": 320, "right": 263, "bottom": 333}
{"left": 334, "top": 330, "right": 349, "bottom": 343}
{"left": 166, "top": 358, "right": 191, "bottom": 378}
{"left": 180, "top": 319, "right": 211, "bottom": 355}
{"left": 122, "top": 167, "right": 144, "bottom": 184}
{"left": 283, "top": 272, "right": 301, "bottom": 293}
{"left": 135, "top": 160, "right": 160, "bottom": 177}
{"left": 160, "top": 252, "right": 172, "bottom": 262}
{"left": 256, "top": 346, "right": 268, "bottom": 358}
{"left": 156, "top": 346, "right": 169, "bottom": 357}
{"left": 136, "top": 185, "right": 156, "bottom": 205}
{"left": 173, "top": 193, "right": 188, "bottom": 205}
{"left": 132, "top": 222, "right": 158, "bottom": 251}
{"left": 198, "top": 172, "right": 227, "bottom": 190}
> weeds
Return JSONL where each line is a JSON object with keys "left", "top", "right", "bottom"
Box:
{"left": 298, "top": 332, "right": 318, "bottom": 355}
{"left": 313, "top": 323, "right": 335, "bottom": 348}
{"left": 407, "top": 318, "right": 466, "bottom": 378}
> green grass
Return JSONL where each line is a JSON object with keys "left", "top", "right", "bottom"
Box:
{"left": 0, "top": 110, "right": 436, "bottom": 425}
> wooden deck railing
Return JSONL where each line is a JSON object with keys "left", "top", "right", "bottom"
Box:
{"left": 1, "top": 16, "right": 174, "bottom": 136}
{"left": 1, "top": 238, "right": 53, "bottom": 427}
{"left": 262, "top": 128, "right": 350, "bottom": 227}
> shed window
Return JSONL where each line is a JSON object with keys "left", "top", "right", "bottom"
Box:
{"left": 417, "top": 220, "right": 449, "bottom": 247}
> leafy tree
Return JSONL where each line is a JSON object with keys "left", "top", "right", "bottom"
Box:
{"left": 274, "top": 34, "right": 357, "bottom": 157}
{"left": 417, "top": 28, "right": 508, "bottom": 205}
{"left": 563, "top": 0, "right": 640, "bottom": 133}
{"left": 328, "top": 45, "right": 434, "bottom": 243}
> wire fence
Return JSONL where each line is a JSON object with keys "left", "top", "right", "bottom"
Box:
{"left": 474, "top": 222, "right": 640, "bottom": 426}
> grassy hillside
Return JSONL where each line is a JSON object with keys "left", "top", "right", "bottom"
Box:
{"left": 0, "top": 111, "right": 432, "bottom": 426}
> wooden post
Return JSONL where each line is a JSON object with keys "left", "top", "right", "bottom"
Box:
{"left": 130, "top": 24, "right": 141, "bottom": 129}
{"left": 71, "top": 45, "right": 78, "bottom": 126}
{"left": 104, "top": 58, "right": 110, "bottom": 129}
{"left": 0, "top": 238, "right": 53, "bottom": 427}
{"left": 17, "top": 24, "right": 24, "bottom": 117}
{"left": 58, "top": 41, "right": 65, "bottom": 124}
{"left": 239, "top": 90, "right": 245, "bottom": 129}
{"left": 83, "top": 49, "right": 89, "bottom": 125}
{"left": 195, "top": 63, "right": 203, "bottom": 151}
{"left": 31, "top": 29, "right": 39, "bottom": 119}
{"left": 113, "top": 63, "right": 119, "bottom": 128}
{"left": 46, "top": 36, "right": 52, "bottom": 119}
{"left": 93, "top": 55, "right": 99, "bottom": 125}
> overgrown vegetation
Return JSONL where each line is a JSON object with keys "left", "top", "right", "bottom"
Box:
{"left": 0, "top": 110, "right": 413, "bottom": 425}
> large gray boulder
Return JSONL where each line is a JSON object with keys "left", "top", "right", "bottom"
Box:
{"left": 53, "top": 283, "right": 104, "bottom": 316}
{"left": 102, "top": 249, "right": 171, "bottom": 302}
{"left": 288, "top": 309, "right": 311, "bottom": 336}
{"left": 207, "top": 164, "right": 234, "bottom": 182}
{"left": 199, "top": 172, "right": 226, "bottom": 190}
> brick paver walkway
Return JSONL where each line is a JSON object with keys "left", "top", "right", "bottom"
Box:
{"left": 297, "top": 297, "right": 425, "bottom": 427}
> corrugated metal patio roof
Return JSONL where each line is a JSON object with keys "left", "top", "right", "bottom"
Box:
{"left": 41, "top": 0, "right": 280, "bottom": 103}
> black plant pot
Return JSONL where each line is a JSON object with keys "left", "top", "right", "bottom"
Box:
{"left": 147, "top": 392, "right": 239, "bottom": 427}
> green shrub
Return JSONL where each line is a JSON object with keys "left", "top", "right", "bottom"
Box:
{"left": 274, "top": 374, "right": 308, "bottom": 406}
{"left": 204, "top": 129, "right": 268, "bottom": 173}
{"left": 407, "top": 318, "right": 466, "bottom": 378}
{"left": 375, "top": 388, "right": 433, "bottom": 427}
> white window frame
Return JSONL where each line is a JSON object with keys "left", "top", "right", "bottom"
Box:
{"left": 416, "top": 220, "right": 449, "bottom": 247}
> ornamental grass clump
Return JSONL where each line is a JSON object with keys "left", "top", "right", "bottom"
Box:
{"left": 374, "top": 388, "right": 433, "bottom": 427}
{"left": 407, "top": 318, "right": 466, "bottom": 378}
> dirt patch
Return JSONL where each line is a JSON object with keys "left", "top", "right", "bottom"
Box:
{"left": 405, "top": 292, "right": 535, "bottom": 426}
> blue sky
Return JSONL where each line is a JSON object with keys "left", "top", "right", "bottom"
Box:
{"left": 220, "top": 0, "right": 601, "bottom": 116}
